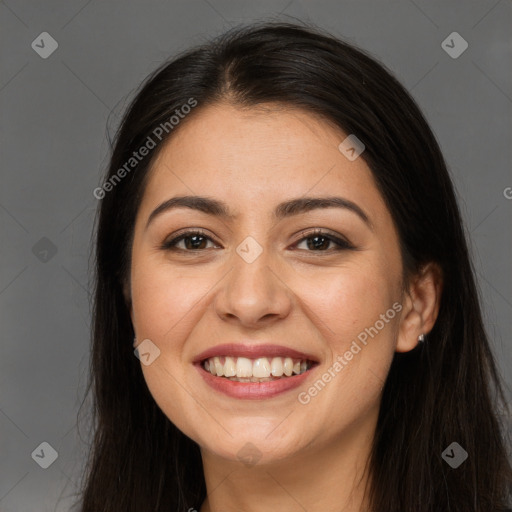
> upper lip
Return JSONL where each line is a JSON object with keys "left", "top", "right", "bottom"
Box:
{"left": 193, "top": 343, "right": 320, "bottom": 364}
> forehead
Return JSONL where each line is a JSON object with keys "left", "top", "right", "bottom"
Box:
{"left": 138, "top": 102, "right": 388, "bottom": 225}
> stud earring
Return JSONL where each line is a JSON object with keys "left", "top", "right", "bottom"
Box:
{"left": 418, "top": 333, "right": 425, "bottom": 343}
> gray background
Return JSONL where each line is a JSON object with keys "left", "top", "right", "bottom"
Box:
{"left": 1, "top": 0, "right": 511, "bottom": 510}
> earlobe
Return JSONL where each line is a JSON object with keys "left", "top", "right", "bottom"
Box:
{"left": 396, "top": 262, "right": 443, "bottom": 353}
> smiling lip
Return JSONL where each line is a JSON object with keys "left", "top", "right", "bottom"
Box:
{"left": 193, "top": 343, "right": 320, "bottom": 400}
{"left": 192, "top": 343, "right": 319, "bottom": 364}
{"left": 196, "top": 364, "right": 317, "bottom": 399}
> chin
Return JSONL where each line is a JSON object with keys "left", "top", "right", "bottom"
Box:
{"left": 198, "top": 426, "right": 303, "bottom": 466}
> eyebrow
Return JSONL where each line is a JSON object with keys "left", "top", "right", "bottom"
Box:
{"left": 145, "top": 195, "right": 373, "bottom": 231}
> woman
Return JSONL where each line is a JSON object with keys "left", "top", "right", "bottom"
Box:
{"left": 77, "top": 22, "right": 512, "bottom": 511}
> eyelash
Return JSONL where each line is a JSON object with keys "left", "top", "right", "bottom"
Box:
{"left": 160, "top": 228, "right": 354, "bottom": 254}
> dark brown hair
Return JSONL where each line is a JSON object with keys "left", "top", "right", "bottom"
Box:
{"left": 76, "top": 21, "right": 512, "bottom": 511}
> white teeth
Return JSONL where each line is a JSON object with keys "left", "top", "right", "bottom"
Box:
{"left": 223, "top": 356, "right": 236, "bottom": 377}
{"left": 252, "top": 358, "right": 271, "bottom": 378}
{"left": 202, "top": 355, "right": 313, "bottom": 379}
{"left": 283, "top": 357, "right": 293, "bottom": 376}
{"left": 213, "top": 356, "right": 224, "bottom": 377}
{"left": 236, "top": 357, "right": 253, "bottom": 378}
{"left": 270, "top": 357, "right": 283, "bottom": 377}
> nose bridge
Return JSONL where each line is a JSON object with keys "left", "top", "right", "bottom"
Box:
{"left": 214, "top": 233, "right": 291, "bottom": 325}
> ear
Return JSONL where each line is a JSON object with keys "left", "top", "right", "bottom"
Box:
{"left": 396, "top": 262, "right": 443, "bottom": 352}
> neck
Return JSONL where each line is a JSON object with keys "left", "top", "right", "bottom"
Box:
{"left": 199, "top": 407, "right": 377, "bottom": 512}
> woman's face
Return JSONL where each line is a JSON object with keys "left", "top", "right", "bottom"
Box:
{"left": 128, "top": 102, "right": 409, "bottom": 465}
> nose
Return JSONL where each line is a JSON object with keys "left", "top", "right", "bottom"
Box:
{"left": 213, "top": 247, "right": 293, "bottom": 328}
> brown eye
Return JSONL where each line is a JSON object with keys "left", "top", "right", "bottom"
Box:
{"left": 161, "top": 230, "right": 218, "bottom": 251}
{"left": 293, "top": 229, "right": 353, "bottom": 252}
{"left": 160, "top": 228, "right": 353, "bottom": 253}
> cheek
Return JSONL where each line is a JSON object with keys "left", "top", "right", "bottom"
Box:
{"left": 130, "top": 257, "right": 210, "bottom": 344}
{"left": 130, "top": 261, "right": 210, "bottom": 438}
{"left": 295, "top": 267, "right": 400, "bottom": 422}
{"left": 299, "top": 262, "right": 400, "bottom": 349}
{"left": 296, "top": 258, "right": 401, "bottom": 409}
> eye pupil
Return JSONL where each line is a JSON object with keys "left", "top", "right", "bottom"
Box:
{"left": 307, "top": 235, "right": 330, "bottom": 250}
{"left": 185, "top": 235, "right": 206, "bottom": 250}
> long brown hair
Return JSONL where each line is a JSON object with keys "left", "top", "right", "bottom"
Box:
{"left": 76, "top": 21, "right": 512, "bottom": 511}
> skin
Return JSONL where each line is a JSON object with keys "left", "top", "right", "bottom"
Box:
{"left": 126, "top": 102, "right": 443, "bottom": 512}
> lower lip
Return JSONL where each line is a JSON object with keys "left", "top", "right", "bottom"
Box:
{"left": 195, "top": 363, "right": 317, "bottom": 399}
